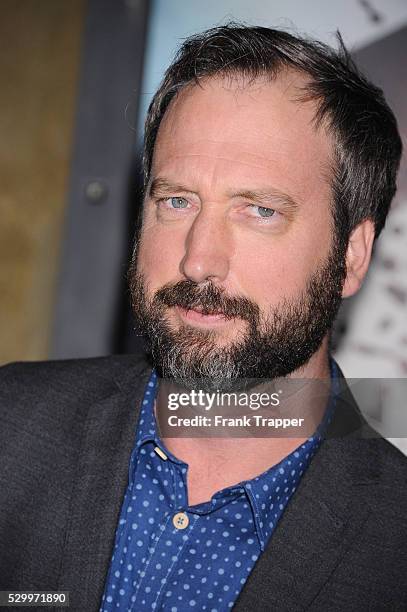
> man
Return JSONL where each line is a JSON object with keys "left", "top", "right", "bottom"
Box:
{"left": 1, "top": 24, "right": 406, "bottom": 612}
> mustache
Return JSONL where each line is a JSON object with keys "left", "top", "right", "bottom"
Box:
{"left": 154, "top": 279, "right": 260, "bottom": 322}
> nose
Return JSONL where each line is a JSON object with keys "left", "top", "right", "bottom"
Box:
{"left": 179, "top": 206, "right": 231, "bottom": 284}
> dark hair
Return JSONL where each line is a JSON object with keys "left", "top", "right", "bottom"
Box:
{"left": 143, "top": 23, "right": 402, "bottom": 242}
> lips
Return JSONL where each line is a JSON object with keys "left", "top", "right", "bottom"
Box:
{"left": 176, "top": 306, "right": 228, "bottom": 325}
{"left": 189, "top": 306, "right": 224, "bottom": 316}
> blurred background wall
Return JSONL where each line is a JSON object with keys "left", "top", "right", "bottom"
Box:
{"left": 1, "top": 0, "right": 406, "bottom": 447}
{"left": 0, "top": 0, "right": 85, "bottom": 362}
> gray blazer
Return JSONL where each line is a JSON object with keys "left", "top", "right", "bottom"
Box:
{"left": 1, "top": 352, "right": 406, "bottom": 611}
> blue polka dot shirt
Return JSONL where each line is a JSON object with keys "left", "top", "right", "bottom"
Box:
{"left": 100, "top": 365, "right": 338, "bottom": 611}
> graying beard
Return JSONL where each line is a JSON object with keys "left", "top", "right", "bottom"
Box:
{"left": 150, "top": 320, "right": 245, "bottom": 391}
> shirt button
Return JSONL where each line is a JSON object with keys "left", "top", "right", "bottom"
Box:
{"left": 173, "top": 512, "right": 189, "bottom": 530}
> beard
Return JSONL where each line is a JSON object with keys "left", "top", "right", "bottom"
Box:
{"left": 128, "top": 237, "right": 347, "bottom": 392}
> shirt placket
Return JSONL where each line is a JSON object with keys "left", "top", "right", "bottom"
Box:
{"left": 130, "top": 450, "right": 200, "bottom": 611}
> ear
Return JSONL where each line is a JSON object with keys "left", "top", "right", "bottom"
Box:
{"left": 342, "top": 219, "right": 375, "bottom": 298}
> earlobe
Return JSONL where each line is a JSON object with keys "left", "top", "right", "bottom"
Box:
{"left": 342, "top": 219, "right": 375, "bottom": 298}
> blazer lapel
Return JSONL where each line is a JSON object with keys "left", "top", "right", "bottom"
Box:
{"left": 57, "top": 358, "right": 153, "bottom": 612}
{"left": 234, "top": 377, "right": 381, "bottom": 611}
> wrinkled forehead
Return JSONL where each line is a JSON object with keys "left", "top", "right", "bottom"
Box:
{"left": 152, "top": 70, "right": 332, "bottom": 174}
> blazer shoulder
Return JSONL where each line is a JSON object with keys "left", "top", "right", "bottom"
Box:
{"left": 354, "top": 433, "right": 407, "bottom": 521}
{"left": 0, "top": 351, "right": 150, "bottom": 419}
{"left": 375, "top": 435, "right": 407, "bottom": 482}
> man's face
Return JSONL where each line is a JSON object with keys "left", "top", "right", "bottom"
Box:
{"left": 130, "top": 72, "right": 347, "bottom": 389}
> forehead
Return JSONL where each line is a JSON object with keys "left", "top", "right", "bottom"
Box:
{"left": 151, "top": 71, "right": 332, "bottom": 202}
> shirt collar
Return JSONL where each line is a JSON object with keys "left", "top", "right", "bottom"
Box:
{"left": 135, "top": 369, "right": 159, "bottom": 448}
{"left": 244, "top": 357, "right": 340, "bottom": 549}
{"left": 243, "top": 433, "right": 323, "bottom": 550}
{"left": 133, "top": 369, "right": 183, "bottom": 466}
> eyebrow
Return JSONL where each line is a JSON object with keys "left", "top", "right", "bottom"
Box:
{"left": 148, "top": 177, "right": 300, "bottom": 213}
{"left": 227, "top": 189, "right": 300, "bottom": 214}
{"left": 148, "top": 178, "right": 197, "bottom": 199}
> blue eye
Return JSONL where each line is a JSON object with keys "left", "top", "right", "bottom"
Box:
{"left": 253, "top": 206, "right": 275, "bottom": 218}
{"left": 169, "top": 197, "right": 188, "bottom": 208}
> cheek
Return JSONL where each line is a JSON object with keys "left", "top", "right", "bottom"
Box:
{"left": 231, "top": 246, "right": 299, "bottom": 306}
{"left": 137, "top": 221, "right": 185, "bottom": 288}
{"left": 230, "top": 224, "right": 331, "bottom": 308}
